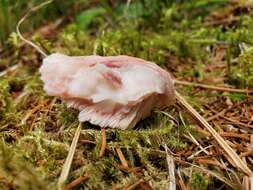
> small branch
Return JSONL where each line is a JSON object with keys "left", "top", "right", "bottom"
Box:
{"left": 174, "top": 79, "right": 253, "bottom": 94}
{"left": 99, "top": 128, "right": 106, "bottom": 157}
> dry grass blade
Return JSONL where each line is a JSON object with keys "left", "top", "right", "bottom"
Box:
{"left": 175, "top": 91, "right": 253, "bottom": 176}
{"left": 174, "top": 79, "right": 253, "bottom": 94}
{"left": 164, "top": 145, "right": 176, "bottom": 190}
{"left": 58, "top": 123, "right": 82, "bottom": 190}
{"left": 16, "top": 0, "right": 53, "bottom": 57}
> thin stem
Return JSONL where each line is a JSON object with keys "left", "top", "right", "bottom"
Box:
{"left": 16, "top": 0, "right": 53, "bottom": 57}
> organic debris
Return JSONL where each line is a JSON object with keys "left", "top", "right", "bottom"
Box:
{"left": 0, "top": 0, "right": 253, "bottom": 189}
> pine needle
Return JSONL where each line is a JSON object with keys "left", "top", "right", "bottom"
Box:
{"left": 58, "top": 123, "right": 82, "bottom": 190}
{"left": 115, "top": 144, "right": 129, "bottom": 168}
{"left": 175, "top": 91, "right": 253, "bottom": 176}
{"left": 99, "top": 128, "right": 107, "bottom": 157}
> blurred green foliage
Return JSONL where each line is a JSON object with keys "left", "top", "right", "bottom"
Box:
{"left": 191, "top": 171, "right": 209, "bottom": 190}
{"left": 0, "top": 0, "right": 89, "bottom": 46}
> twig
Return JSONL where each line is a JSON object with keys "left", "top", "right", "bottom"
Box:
{"left": 174, "top": 79, "right": 253, "bottom": 94}
{"left": 58, "top": 123, "right": 82, "bottom": 190}
{"left": 65, "top": 174, "right": 89, "bottom": 190}
{"left": 164, "top": 145, "right": 176, "bottom": 190}
{"left": 175, "top": 91, "right": 253, "bottom": 176}
{"left": 99, "top": 128, "right": 106, "bottom": 157}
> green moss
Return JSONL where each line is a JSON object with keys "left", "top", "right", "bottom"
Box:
{"left": 229, "top": 47, "right": 253, "bottom": 88}
{"left": 0, "top": 140, "right": 51, "bottom": 190}
{"left": 191, "top": 172, "right": 209, "bottom": 190}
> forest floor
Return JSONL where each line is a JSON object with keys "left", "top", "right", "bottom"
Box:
{"left": 0, "top": 1, "right": 253, "bottom": 189}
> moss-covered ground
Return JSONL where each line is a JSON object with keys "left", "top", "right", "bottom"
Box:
{"left": 0, "top": 1, "right": 253, "bottom": 189}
